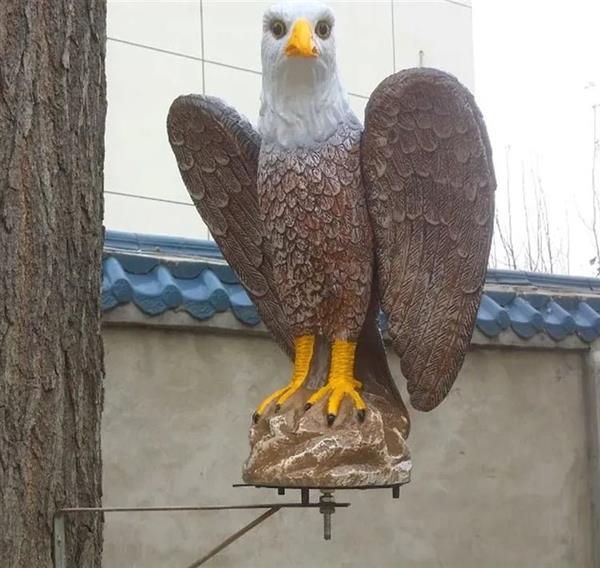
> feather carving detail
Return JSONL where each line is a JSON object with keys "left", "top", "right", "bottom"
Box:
{"left": 361, "top": 68, "right": 496, "bottom": 411}
{"left": 167, "top": 95, "right": 293, "bottom": 357}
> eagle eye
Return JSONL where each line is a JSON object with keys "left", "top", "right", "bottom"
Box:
{"left": 315, "top": 20, "right": 332, "bottom": 39}
{"left": 270, "top": 19, "right": 287, "bottom": 39}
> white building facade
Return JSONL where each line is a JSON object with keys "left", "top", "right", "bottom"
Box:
{"left": 104, "top": 0, "right": 474, "bottom": 239}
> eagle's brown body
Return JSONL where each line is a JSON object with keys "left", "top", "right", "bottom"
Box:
{"left": 168, "top": 68, "right": 496, "bottom": 413}
{"left": 257, "top": 119, "right": 372, "bottom": 341}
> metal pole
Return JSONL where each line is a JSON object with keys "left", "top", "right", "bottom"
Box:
{"left": 184, "top": 507, "right": 281, "bottom": 568}
{"left": 51, "top": 498, "right": 351, "bottom": 567}
{"left": 301, "top": 488, "right": 309, "bottom": 505}
{"left": 57, "top": 503, "right": 325, "bottom": 513}
{"left": 53, "top": 513, "right": 66, "bottom": 568}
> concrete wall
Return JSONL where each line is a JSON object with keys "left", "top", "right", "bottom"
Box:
{"left": 102, "top": 325, "right": 593, "bottom": 567}
{"left": 103, "top": 0, "right": 474, "bottom": 239}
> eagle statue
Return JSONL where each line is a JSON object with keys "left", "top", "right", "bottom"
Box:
{"left": 168, "top": 1, "right": 495, "bottom": 484}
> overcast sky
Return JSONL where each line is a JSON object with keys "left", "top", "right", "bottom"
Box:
{"left": 472, "top": 0, "right": 600, "bottom": 275}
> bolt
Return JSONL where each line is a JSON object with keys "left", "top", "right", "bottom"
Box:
{"left": 319, "top": 490, "right": 335, "bottom": 541}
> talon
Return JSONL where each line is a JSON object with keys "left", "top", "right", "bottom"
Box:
{"left": 304, "top": 403, "right": 312, "bottom": 411}
{"left": 321, "top": 340, "right": 365, "bottom": 422}
{"left": 357, "top": 409, "right": 366, "bottom": 423}
{"left": 252, "top": 412, "right": 260, "bottom": 424}
{"left": 253, "top": 335, "right": 315, "bottom": 421}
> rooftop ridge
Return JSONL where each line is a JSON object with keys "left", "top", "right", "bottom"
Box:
{"left": 105, "top": 229, "right": 600, "bottom": 293}
{"left": 102, "top": 230, "right": 600, "bottom": 344}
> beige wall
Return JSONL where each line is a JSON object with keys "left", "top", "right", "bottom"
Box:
{"left": 104, "top": 0, "right": 474, "bottom": 239}
{"left": 102, "top": 325, "right": 593, "bottom": 567}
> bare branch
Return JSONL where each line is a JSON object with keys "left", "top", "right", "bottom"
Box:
{"left": 520, "top": 161, "right": 535, "bottom": 271}
{"left": 592, "top": 104, "right": 600, "bottom": 273}
{"left": 503, "top": 146, "right": 518, "bottom": 269}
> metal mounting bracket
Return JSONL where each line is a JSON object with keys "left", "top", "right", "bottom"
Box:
{"left": 53, "top": 482, "right": 403, "bottom": 566}
{"left": 52, "top": 492, "right": 350, "bottom": 568}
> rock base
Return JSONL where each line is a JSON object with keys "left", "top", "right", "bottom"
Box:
{"left": 242, "top": 387, "right": 412, "bottom": 488}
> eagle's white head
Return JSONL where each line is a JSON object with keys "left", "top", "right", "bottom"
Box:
{"left": 258, "top": 1, "right": 355, "bottom": 149}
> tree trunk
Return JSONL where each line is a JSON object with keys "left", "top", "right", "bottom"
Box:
{"left": 0, "top": 1, "right": 106, "bottom": 566}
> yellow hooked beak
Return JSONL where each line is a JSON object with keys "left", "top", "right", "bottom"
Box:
{"left": 285, "top": 18, "right": 319, "bottom": 58}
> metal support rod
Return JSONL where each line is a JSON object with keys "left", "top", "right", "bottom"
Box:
{"left": 53, "top": 513, "right": 66, "bottom": 568}
{"left": 301, "top": 488, "right": 309, "bottom": 505}
{"left": 52, "top": 501, "right": 350, "bottom": 568}
{"left": 184, "top": 507, "right": 281, "bottom": 568}
{"left": 57, "top": 503, "right": 332, "bottom": 513}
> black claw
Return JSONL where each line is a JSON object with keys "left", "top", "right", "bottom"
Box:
{"left": 357, "top": 409, "right": 366, "bottom": 423}
{"left": 252, "top": 412, "right": 260, "bottom": 424}
{"left": 304, "top": 403, "right": 312, "bottom": 412}
{"left": 327, "top": 413, "right": 336, "bottom": 426}
{"left": 274, "top": 404, "right": 281, "bottom": 414}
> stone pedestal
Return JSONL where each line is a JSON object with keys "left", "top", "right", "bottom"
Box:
{"left": 243, "top": 387, "right": 412, "bottom": 488}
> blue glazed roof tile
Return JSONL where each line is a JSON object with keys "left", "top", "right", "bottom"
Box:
{"left": 227, "top": 285, "right": 263, "bottom": 326}
{"left": 541, "top": 300, "right": 577, "bottom": 341}
{"left": 177, "top": 278, "right": 219, "bottom": 320}
{"left": 483, "top": 290, "right": 516, "bottom": 307}
{"left": 476, "top": 295, "right": 510, "bottom": 338}
{"left": 506, "top": 296, "right": 545, "bottom": 339}
{"left": 102, "top": 230, "right": 600, "bottom": 344}
{"left": 572, "top": 302, "right": 600, "bottom": 343}
{"left": 103, "top": 256, "right": 133, "bottom": 303}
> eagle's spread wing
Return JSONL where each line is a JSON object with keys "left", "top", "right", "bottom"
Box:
{"left": 167, "top": 95, "right": 293, "bottom": 357}
{"left": 361, "top": 68, "right": 496, "bottom": 411}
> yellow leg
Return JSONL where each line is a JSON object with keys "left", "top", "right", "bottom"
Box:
{"left": 253, "top": 335, "right": 315, "bottom": 422}
{"left": 305, "top": 340, "right": 366, "bottom": 425}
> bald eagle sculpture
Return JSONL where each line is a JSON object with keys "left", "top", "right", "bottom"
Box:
{"left": 167, "top": 1, "right": 495, "bottom": 431}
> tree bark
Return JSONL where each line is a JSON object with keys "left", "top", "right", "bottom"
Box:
{"left": 0, "top": 1, "right": 106, "bottom": 566}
